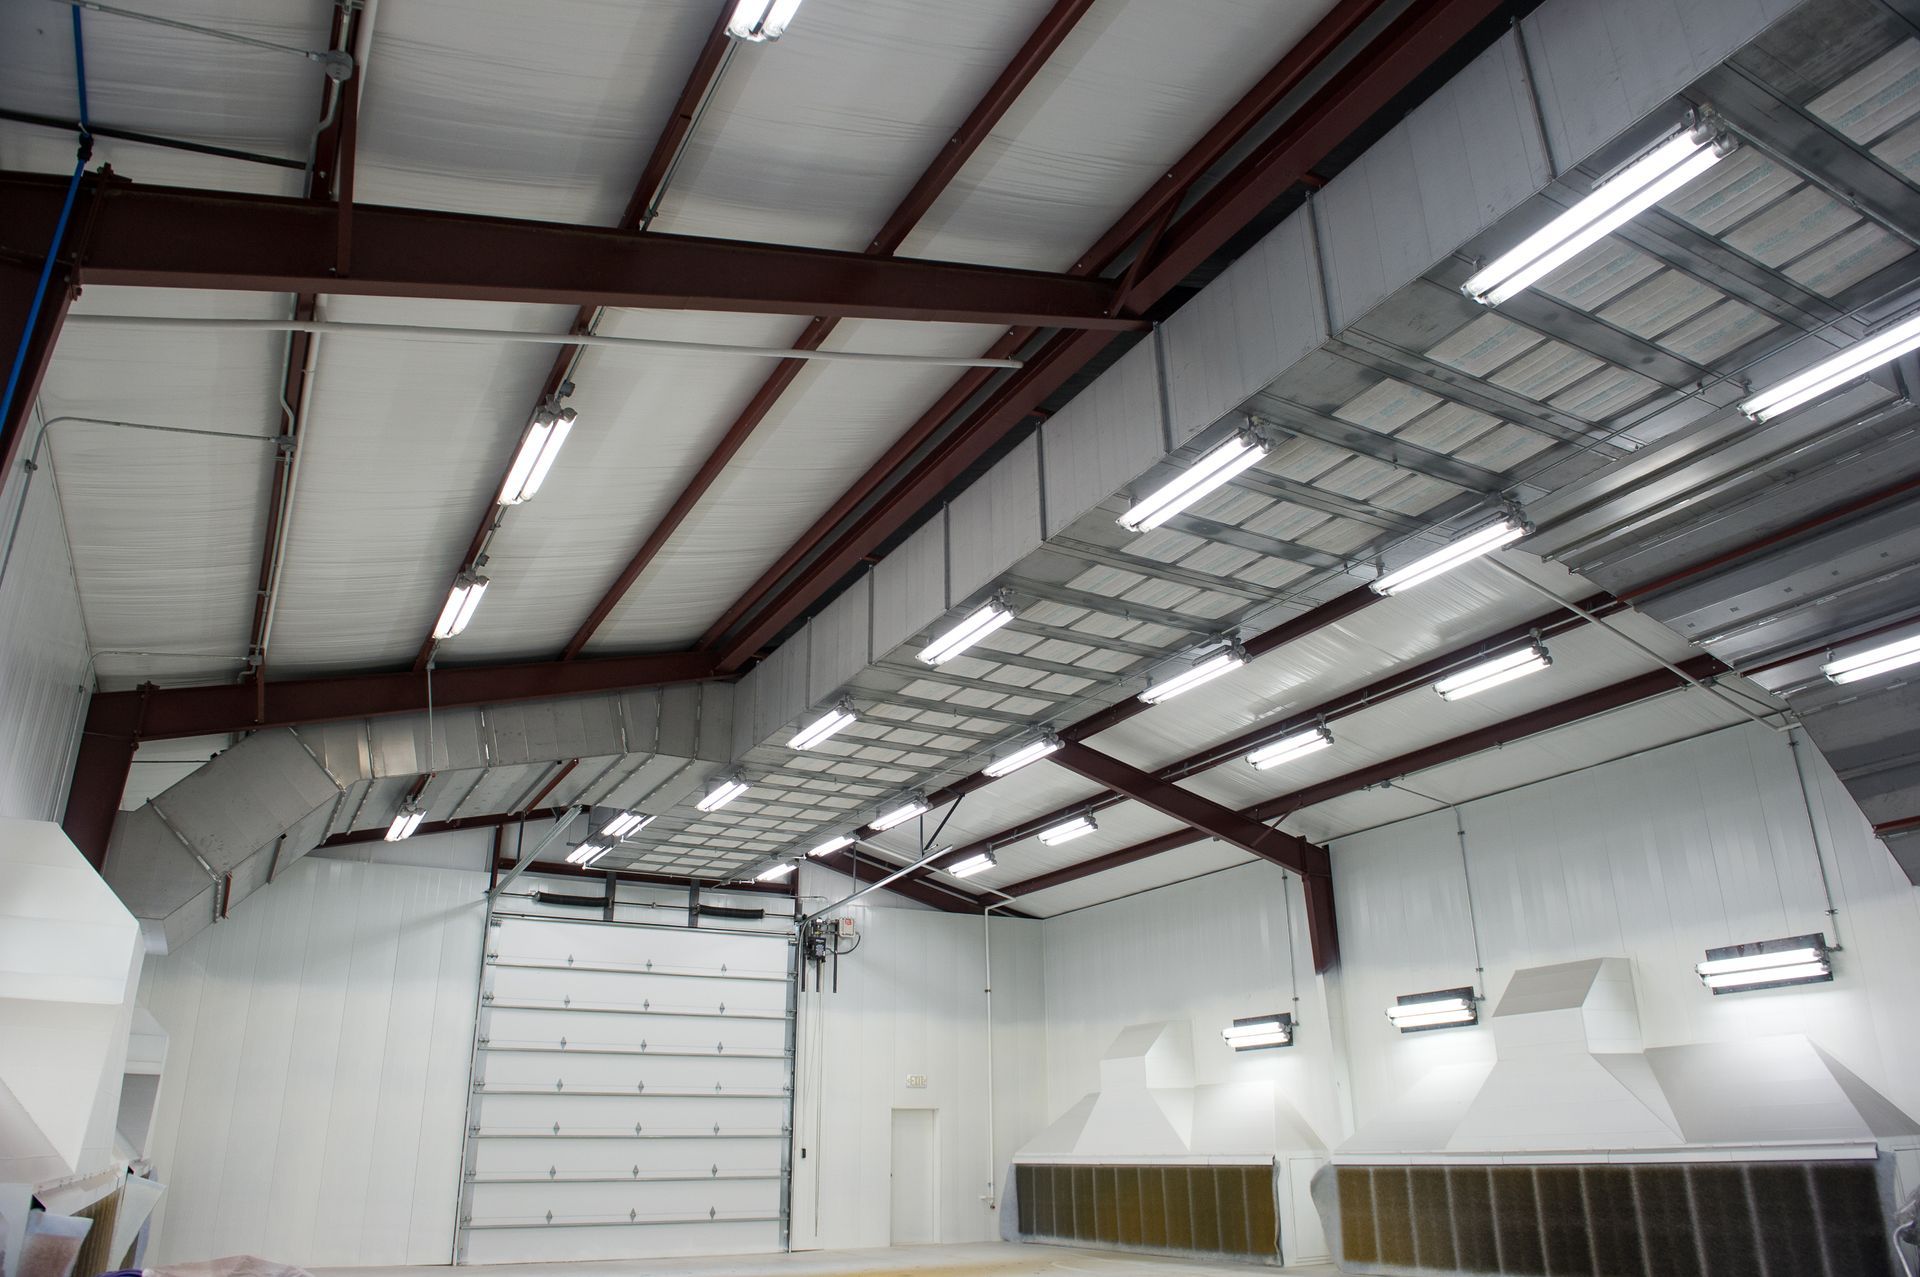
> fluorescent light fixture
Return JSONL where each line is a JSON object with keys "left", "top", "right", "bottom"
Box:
{"left": 1435, "top": 643, "right": 1550, "bottom": 701}
{"left": 756, "top": 860, "right": 797, "bottom": 882}
{"left": 1696, "top": 933, "right": 1833, "bottom": 994}
{"left": 1371, "top": 517, "right": 1528, "bottom": 595}
{"left": 601, "top": 810, "right": 652, "bottom": 840}
{"left": 807, "top": 834, "right": 855, "bottom": 858}
{"left": 567, "top": 839, "right": 613, "bottom": 867}
{"left": 1222, "top": 1012, "right": 1294, "bottom": 1052}
{"left": 726, "top": 0, "right": 803, "bottom": 41}
{"left": 984, "top": 732, "right": 1063, "bottom": 778}
{"left": 1038, "top": 814, "right": 1096, "bottom": 845}
{"left": 1741, "top": 311, "right": 1920, "bottom": 422}
{"left": 791, "top": 699, "right": 857, "bottom": 751}
{"left": 946, "top": 850, "right": 995, "bottom": 879}
{"left": 696, "top": 775, "right": 750, "bottom": 813}
{"left": 432, "top": 573, "right": 489, "bottom": 639}
{"left": 920, "top": 594, "right": 1015, "bottom": 666}
{"left": 1386, "top": 987, "right": 1478, "bottom": 1033}
{"left": 497, "top": 406, "right": 576, "bottom": 505}
{"left": 870, "top": 794, "right": 930, "bottom": 832}
{"left": 1463, "top": 125, "right": 1731, "bottom": 306}
{"left": 1118, "top": 429, "right": 1271, "bottom": 532}
{"left": 1248, "top": 725, "right": 1334, "bottom": 771}
{"left": 1140, "top": 643, "right": 1247, "bottom": 704}
{"left": 1823, "top": 630, "right": 1920, "bottom": 684}
{"left": 384, "top": 801, "right": 426, "bottom": 842}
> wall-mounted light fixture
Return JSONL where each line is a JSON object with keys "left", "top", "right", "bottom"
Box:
{"left": 1222, "top": 1012, "right": 1294, "bottom": 1051}
{"left": 1385, "top": 987, "right": 1479, "bottom": 1032}
{"left": 1696, "top": 933, "right": 1833, "bottom": 994}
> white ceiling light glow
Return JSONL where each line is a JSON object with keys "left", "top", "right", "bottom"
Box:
{"left": 1222, "top": 1013, "right": 1294, "bottom": 1051}
{"left": 946, "top": 850, "right": 996, "bottom": 879}
{"left": 1038, "top": 814, "right": 1096, "bottom": 845}
{"left": 870, "top": 795, "right": 930, "bottom": 832}
{"left": 1247, "top": 725, "right": 1334, "bottom": 771}
{"left": 725, "top": 0, "right": 803, "bottom": 42}
{"left": 567, "top": 839, "right": 612, "bottom": 867}
{"left": 1386, "top": 987, "right": 1479, "bottom": 1033}
{"left": 920, "top": 593, "right": 1015, "bottom": 666}
{"left": 1434, "top": 643, "right": 1551, "bottom": 701}
{"left": 808, "top": 834, "right": 855, "bottom": 858}
{"left": 1371, "top": 517, "right": 1528, "bottom": 595}
{"left": 1696, "top": 933, "right": 1833, "bottom": 993}
{"left": 695, "top": 775, "right": 750, "bottom": 813}
{"left": 1822, "top": 630, "right": 1920, "bottom": 684}
{"left": 1463, "top": 123, "right": 1732, "bottom": 306}
{"left": 1740, "top": 312, "right": 1920, "bottom": 422}
{"left": 496, "top": 405, "right": 576, "bottom": 505}
{"left": 1139, "top": 643, "right": 1248, "bottom": 704}
{"left": 601, "top": 810, "right": 652, "bottom": 840}
{"left": 384, "top": 800, "right": 426, "bottom": 842}
{"left": 432, "top": 573, "right": 489, "bottom": 640}
{"left": 790, "top": 698, "right": 858, "bottom": 751}
{"left": 983, "top": 732, "right": 1063, "bottom": 778}
{"left": 1118, "top": 429, "right": 1271, "bottom": 532}
{"left": 756, "top": 860, "right": 797, "bottom": 882}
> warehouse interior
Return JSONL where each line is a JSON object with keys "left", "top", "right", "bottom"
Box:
{"left": 4, "top": 0, "right": 1920, "bottom": 1273}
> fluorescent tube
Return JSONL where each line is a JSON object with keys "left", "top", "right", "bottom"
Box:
{"left": 791, "top": 699, "right": 857, "bottom": 750}
{"left": 1371, "top": 517, "right": 1528, "bottom": 595}
{"left": 1140, "top": 645, "right": 1246, "bottom": 704}
{"left": 1696, "top": 933, "right": 1832, "bottom": 993}
{"left": 1118, "top": 430, "right": 1271, "bottom": 532}
{"left": 870, "top": 795, "right": 930, "bottom": 832}
{"left": 921, "top": 596, "right": 1015, "bottom": 666}
{"left": 1038, "top": 815, "right": 1096, "bottom": 845}
{"left": 696, "top": 776, "right": 750, "bottom": 813}
{"left": 756, "top": 861, "right": 796, "bottom": 882}
{"left": 567, "top": 840, "right": 612, "bottom": 867}
{"left": 384, "top": 801, "right": 426, "bottom": 842}
{"left": 1741, "top": 312, "right": 1920, "bottom": 421}
{"left": 497, "top": 407, "right": 576, "bottom": 505}
{"left": 1222, "top": 1013, "right": 1294, "bottom": 1051}
{"left": 602, "top": 810, "right": 652, "bottom": 840}
{"left": 983, "top": 732, "right": 1062, "bottom": 778}
{"left": 727, "top": 0, "right": 803, "bottom": 41}
{"left": 432, "top": 574, "right": 489, "bottom": 639}
{"left": 1463, "top": 127, "right": 1730, "bottom": 305}
{"left": 1247, "top": 726, "right": 1334, "bottom": 771}
{"left": 946, "top": 850, "right": 995, "bottom": 879}
{"left": 1434, "top": 644, "right": 1550, "bottom": 701}
{"left": 807, "top": 834, "right": 855, "bottom": 858}
{"left": 1386, "top": 987, "right": 1478, "bottom": 1033}
{"left": 1823, "top": 630, "right": 1920, "bottom": 684}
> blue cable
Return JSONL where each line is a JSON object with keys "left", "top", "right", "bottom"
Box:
{"left": 0, "top": 7, "right": 94, "bottom": 457}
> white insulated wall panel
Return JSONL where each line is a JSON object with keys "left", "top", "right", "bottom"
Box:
{"left": 948, "top": 434, "right": 1043, "bottom": 604}
{"left": 806, "top": 574, "right": 871, "bottom": 706}
{"left": 871, "top": 515, "right": 947, "bottom": 659}
{"left": 0, "top": 459, "right": 90, "bottom": 822}
{"left": 135, "top": 857, "right": 485, "bottom": 1267}
{"left": 1040, "top": 338, "right": 1164, "bottom": 539}
{"left": 1162, "top": 208, "right": 1328, "bottom": 447}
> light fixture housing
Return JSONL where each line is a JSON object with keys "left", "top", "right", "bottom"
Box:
{"left": 1118, "top": 428, "right": 1272, "bottom": 532}
{"left": 1821, "top": 629, "right": 1920, "bottom": 685}
{"left": 567, "top": 839, "right": 613, "bottom": 867}
{"left": 1696, "top": 933, "right": 1833, "bottom": 994}
{"left": 808, "top": 834, "right": 855, "bottom": 858}
{"left": 432, "top": 573, "right": 490, "bottom": 640}
{"left": 1386, "top": 987, "right": 1479, "bottom": 1033}
{"left": 920, "top": 593, "right": 1015, "bottom": 666}
{"left": 1140, "top": 643, "right": 1248, "bottom": 705}
{"left": 1371, "top": 516, "right": 1529, "bottom": 596}
{"left": 946, "top": 849, "right": 995, "bottom": 879}
{"left": 1222, "top": 1013, "right": 1294, "bottom": 1052}
{"left": 497, "top": 405, "right": 576, "bottom": 505}
{"left": 384, "top": 800, "right": 426, "bottom": 842}
{"left": 1434, "top": 643, "right": 1551, "bottom": 701}
{"left": 696, "top": 775, "right": 750, "bottom": 813}
{"left": 1463, "top": 122, "right": 1732, "bottom": 306}
{"left": 1037, "top": 814, "right": 1097, "bottom": 845}
{"left": 870, "top": 794, "right": 930, "bottom": 832}
{"left": 1247, "top": 725, "right": 1334, "bottom": 771}
{"left": 791, "top": 698, "right": 858, "bottom": 751}
{"left": 756, "top": 860, "right": 797, "bottom": 882}
{"left": 984, "top": 731, "right": 1063, "bottom": 778}
{"left": 725, "top": 0, "right": 803, "bottom": 41}
{"left": 601, "top": 810, "right": 652, "bottom": 840}
{"left": 1740, "top": 311, "right": 1920, "bottom": 422}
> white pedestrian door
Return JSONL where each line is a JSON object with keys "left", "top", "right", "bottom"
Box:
{"left": 889, "top": 1108, "right": 937, "bottom": 1246}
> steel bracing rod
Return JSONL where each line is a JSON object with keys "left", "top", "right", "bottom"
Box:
{"left": 488, "top": 805, "right": 584, "bottom": 898}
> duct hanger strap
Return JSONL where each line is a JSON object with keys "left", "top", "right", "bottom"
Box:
{"left": 50, "top": 0, "right": 356, "bottom": 79}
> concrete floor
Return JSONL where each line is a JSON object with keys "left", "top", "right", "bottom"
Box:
{"left": 314, "top": 1242, "right": 1337, "bottom": 1276}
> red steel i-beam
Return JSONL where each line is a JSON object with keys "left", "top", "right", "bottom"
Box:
{"left": 559, "top": 0, "right": 1099, "bottom": 659}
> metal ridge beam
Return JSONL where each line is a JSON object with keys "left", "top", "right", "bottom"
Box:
{"left": 0, "top": 171, "right": 1136, "bottom": 329}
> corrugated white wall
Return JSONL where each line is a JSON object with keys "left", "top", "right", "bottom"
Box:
{"left": 1331, "top": 722, "right": 1920, "bottom": 1131}
{"left": 0, "top": 448, "right": 91, "bottom": 822}
{"left": 136, "top": 855, "right": 485, "bottom": 1266}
